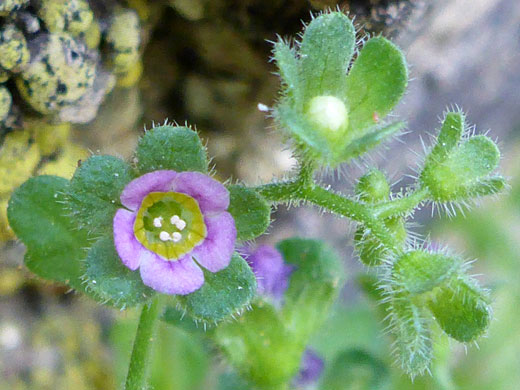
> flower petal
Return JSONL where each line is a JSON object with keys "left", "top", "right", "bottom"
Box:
{"left": 191, "top": 211, "right": 236, "bottom": 272}
{"left": 113, "top": 209, "right": 145, "bottom": 271}
{"left": 172, "top": 171, "right": 229, "bottom": 213}
{"left": 139, "top": 252, "right": 204, "bottom": 295}
{"left": 245, "top": 245, "right": 294, "bottom": 299}
{"left": 120, "top": 170, "right": 177, "bottom": 211}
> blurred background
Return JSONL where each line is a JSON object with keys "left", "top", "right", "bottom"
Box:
{"left": 1, "top": 0, "right": 519, "bottom": 389}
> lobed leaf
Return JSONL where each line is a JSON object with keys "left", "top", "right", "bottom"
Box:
{"left": 67, "top": 155, "right": 135, "bottom": 235}
{"left": 392, "top": 250, "right": 460, "bottom": 295}
{"left": 227, "top": 185, "right": 271, "bottom": 242}
{"left": 422, "top": 135, "right": 501, "bottom": 201}
{"left": 345, "top": 37, "right": 408, "bottom": 135}
{"left": 299, "top": 12, "right": 356, "bottom": 99}
{"left": 214, "top": 302, "right": 303, "bottom": 388}
{"left": 277, "top": 238, "right": 344, "bottom": 339}
{"left": 7, "top": 175, "right": 88, "bottom": 288}
{"left": 136, "top": 125, "right": 208, "bottom": 175}
{"left": 273, "top": 39, "right": 301, "bottom": 101}
{"left": 428, "top": 278, "right": 491, "bottom": 342}
{"left": 83, "top": 236, "right": 155, "bottom": 308}
{"left": 177, "top": 253, "right": 257, "bottom": 324}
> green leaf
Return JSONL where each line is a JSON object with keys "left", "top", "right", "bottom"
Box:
{"left": 177, "top": 253, "right": 257, "bottom": 323}
{"left": 274, "top": 102, "right": 332, "bottom": 159}
{"left": 341, "top": 121, "right": 405, "bottom": 162}
{"left": 321, "top": 349, "right": 390, "bottom": 390}
{"left": 390, "top": 295, "right": 432, "bottom": 378}
{"left": 345, "top": 37, "right": 408, "bottom": 134}
{"left": 392, "top": 250, "right": 460, "bottom": 295}
{"left": 136, "top": 125, "right": 208, "bottom": 174}
{"left": 428, "top": 278, "right": 491, "bottom": 342}
{"left": 277, "top": 238, "right": 343, "bottom": 339}
{"left": 430, "top": 111, "right": 465, "bottom": 159}
{"left": 227, "top": 185, "right": 271, "bottom": 241}
{"left": 421, "top": 135, "right": 501, "bottom": 201}
{"left": 300, "top": 12, "right": 356, "bottom": 98}
{"left": 162, "top": 306, "right": 209, "bottom": 334}
{"left": 214, "top": 302, "right": 303, "bottom": 388}
{"left": 67, "top": 155, "right": 135, "bottom": 235}
{"left": 83, "top": 236, "right": 154, "bottom": 308}
{"left": 7, "top": 175, "right": 88, "bottom": 288}
{"left": 273, "top": 39, "right": 301, "bottom": 101}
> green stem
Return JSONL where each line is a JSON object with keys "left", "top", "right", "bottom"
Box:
{"left": 124, "top": 297, "right": 161, "bottom": 390}
{"left": 372, "top": 188, "right": 429, "bottom": 219}
{"left": 256, "top": 181, "right": 400, "bottom": 251}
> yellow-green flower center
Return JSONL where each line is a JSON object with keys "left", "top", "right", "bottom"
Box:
{"left": 133, "top": 192, "right": 206, "bottom": 260}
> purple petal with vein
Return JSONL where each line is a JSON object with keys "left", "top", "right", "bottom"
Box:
{"left": 113, "top": 209, "right": 145, "bottom": 271}
{"left": 172, "top": 171, "right": 229, "bottom": 213}
{"left": 191, "top": 212, "right": 236, "bottom": 272}
{"left": 120, "top": 170, "right": 177, "bottom": 211}
{"left": 139, "top": 253, "right": 204, "bottom": 295}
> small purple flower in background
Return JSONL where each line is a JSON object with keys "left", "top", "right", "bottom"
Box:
{"left": 243, "top": 245, "right": 294, "bottom": 300}
{"left": 113, "top": 170, "right": 236, "bottom": 295}
{"left": 294, "top": 349, "right": 325, "bottom": 387}
{"left": 244, "top": 245, "right": 325, "bottom": 387}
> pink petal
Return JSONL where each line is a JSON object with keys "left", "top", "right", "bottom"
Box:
{"left": 113, "top": 209, "right": 148, "bottom": 271}
{"left": 172, "top": 172, "right": 229, "bottom": 213}
{"left": 120, "top": 170, "right": 177, "bottom": 211}
{"left": 191, "top": 211, "right": 236, "bottom": 272}
{"left": 139, "top": 252, "right": 204, "bottom": 295}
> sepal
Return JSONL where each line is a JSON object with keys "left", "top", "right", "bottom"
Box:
{"left": 176, "top": 253, "right": 257, "bottom": 324}
{"left": 135, "top": 125, "right": 208, "bottom": 174}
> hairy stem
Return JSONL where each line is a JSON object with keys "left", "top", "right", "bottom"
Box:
{"left": 256, "top": 181, "right": 401, "bottom": 251}
{"left": 124, "top": 297, "right": 161, "bottom": 390}
{"left": 372, "top": 188, "right": 429, "bottom": 219}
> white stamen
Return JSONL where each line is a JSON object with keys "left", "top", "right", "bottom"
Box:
{"left": 153, "top": 217, "right": 163, "bottom": 228}
{"left": 170, "top": 215, "right": 180, "bottom": 225}
{"left": 159, "top": 231, "right": 171, "bottom": 241}
{"left": 175, "top": 219, "right": 186, "bottom": 231}
{"left": 171, "top": 232, "right": 182, "bottom": 242}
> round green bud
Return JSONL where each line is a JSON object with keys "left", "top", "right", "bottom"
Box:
{"left": 0, "top": 0, "right": 28, "bottom": 16}
{"left": 392, "top": 250, "right": 460, "bottom": 295}
{"left": 356, "top": 169, "right": 390, "bottom": 203}
{"left": 0, "top": 25, "right": 30, "bottom": 72}
{"left": 16, "top": 33, "right": 96, "bottom": 115}
{"left": 37, "top": 0, "right": 94, "bottom": 36}
{"left": 307, "top": 95, "right": 349, "bottom": 134}
{"left": 428, "top": 279, "right": 490, "bottom": 342}
{"left": 106, "top": 9, "right": 141, "bottom": 75}
{"left": 0, "top": 86, "right": 13, "bottom": 122}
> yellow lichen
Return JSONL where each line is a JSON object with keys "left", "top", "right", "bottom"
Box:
{"left": 38, "top": 0, "right": 94, "bottom": 37}
{"left": 0, "top": 25, "right": 30, "bottom": 72}
{"left": 16, "top": 33, "right": 96, "bottom": 115}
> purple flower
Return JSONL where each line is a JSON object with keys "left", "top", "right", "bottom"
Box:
{"left": 113, "top": 170, "right": 236, "bottom": 295}
{"left": 294, "top": 349, "right": 325, "bottom": 387}
{"left": 243, "top": 245, "right": 294, "bottom": 300}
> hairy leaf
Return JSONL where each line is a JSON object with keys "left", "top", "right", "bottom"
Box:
{"left": 136, "top": 125, "right": 208, "bottom": 174}
{"left": 227, "top": 185, "right": 271, "bottom": 241}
